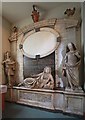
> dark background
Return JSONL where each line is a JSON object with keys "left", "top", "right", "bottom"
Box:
{"left": 23, "top": 52, "right": 55, "bottom": 81}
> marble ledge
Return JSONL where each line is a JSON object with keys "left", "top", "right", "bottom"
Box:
{"left": 7, "top": 86, "right": 85, "bottom": 96}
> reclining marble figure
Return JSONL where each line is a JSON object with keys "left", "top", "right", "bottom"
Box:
{"left": 18, "top": 66, "right": 54, "bottom": 89}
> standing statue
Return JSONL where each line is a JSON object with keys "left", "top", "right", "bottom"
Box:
{"left": 2, "top": 51, "right": 16, "bottom": 87}
{"left": 18, "top": 66, "right": 54, "bottom": 90}
{"left": 62, "top": 42, "right": 81, "bottom": 90}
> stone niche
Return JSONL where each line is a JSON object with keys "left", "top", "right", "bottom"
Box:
{"left": 7, "top": 18, "right": 85, "bottom": 116}
{"left": 23, "top": 52, "right": 55, "bottom": 80}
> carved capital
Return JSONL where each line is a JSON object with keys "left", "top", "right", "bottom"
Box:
{"left": 8, "top": 26, "right": 18, "bottom": 42}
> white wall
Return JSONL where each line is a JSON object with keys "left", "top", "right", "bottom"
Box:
{"left": 2, "top": 17, "right": 11, "bottom": 54}
{"left": 46, "top": 2, "right": 81, "bottom": 19}
{"left": 83, "top": 2, "right": 85, "bottom": 91}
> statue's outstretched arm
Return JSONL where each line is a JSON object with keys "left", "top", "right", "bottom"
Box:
{"left": 2, "top": 60, "right": 7, "bottom": 64}
{"left": 75, "top": 51, "right": 81, "bottom": 58}
{"left": 18, "top": 82, "right": 23, "bottom": 86}
{"left": 7, "top": 61, "right": 15, "bottom": 65}
{"left": 32, "top": 72, "right": 43, "bottom": 77}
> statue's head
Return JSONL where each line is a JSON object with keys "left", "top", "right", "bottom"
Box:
{"left": 44, "top": 66, "right": 51, "bottom": 74}
{"left": 66, "top": 42, "right": 77, "bottom": 53}
{"left": 12, "top": 26, "right": 18, "bottom": 33}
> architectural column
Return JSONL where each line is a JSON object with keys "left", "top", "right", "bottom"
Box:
{"left": 8, "top": 26, "right": 18, "bottom": 60}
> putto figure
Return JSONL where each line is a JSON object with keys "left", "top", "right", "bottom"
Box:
{"left": 2, "top": 51, "right": 16, "bottom": 87}
{"left": 31, "top": 5, "right": 40, "bottom": 23}
{"left": 18, "top": 66, "right": 54, "bottom": 90}
{"left": 62, "top": 42, "right": 81, "bottom": 90}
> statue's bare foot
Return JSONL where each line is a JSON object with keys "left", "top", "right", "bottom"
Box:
{"left": 65, "top": 87, "right": 73, "bottom": 92}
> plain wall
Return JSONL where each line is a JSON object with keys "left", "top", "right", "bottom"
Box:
{"left": 2, "top": 17, "right": 11, "bottom": 84}
{"left": 0, "top": 16, "right": 2, "bottom": 85}
{"left": 83, "top": 2, "right": 85, "bottom": 91}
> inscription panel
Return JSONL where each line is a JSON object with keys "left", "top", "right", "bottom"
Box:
{"left": 19, "top": 90, "right": 52, "bottom": 103}
{"left": 65, "top": 95, "right": 84, "bottom": 114}
{"left": 23, "top": 52, "right": 55, "bottom": 79}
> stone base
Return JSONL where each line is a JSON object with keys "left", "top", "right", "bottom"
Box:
{"left": 5, "top": 86, "right": 85, "bottom": 116}
{"left": 65, "top": 87, "right": 84, "bottom": 93}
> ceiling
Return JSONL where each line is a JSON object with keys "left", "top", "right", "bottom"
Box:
{"left": 2, "top": 2, "right": 65, "bottom": 24}
{"left": 2, "top": 2, "right": 81, "bottom": 24}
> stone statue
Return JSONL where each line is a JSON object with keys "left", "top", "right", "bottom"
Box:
{"left": 2, "top": 51, "right": 16, "bottom": 87}
{"left": 62, "top": 42, "right": 81, "bottom": 91}
{"left": 18, "top": 66, "right": 54, "bottom": 89}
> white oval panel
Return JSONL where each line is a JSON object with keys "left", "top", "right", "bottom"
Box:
{"left": 23, "top": 30, "right": 59, "bottom": 58}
